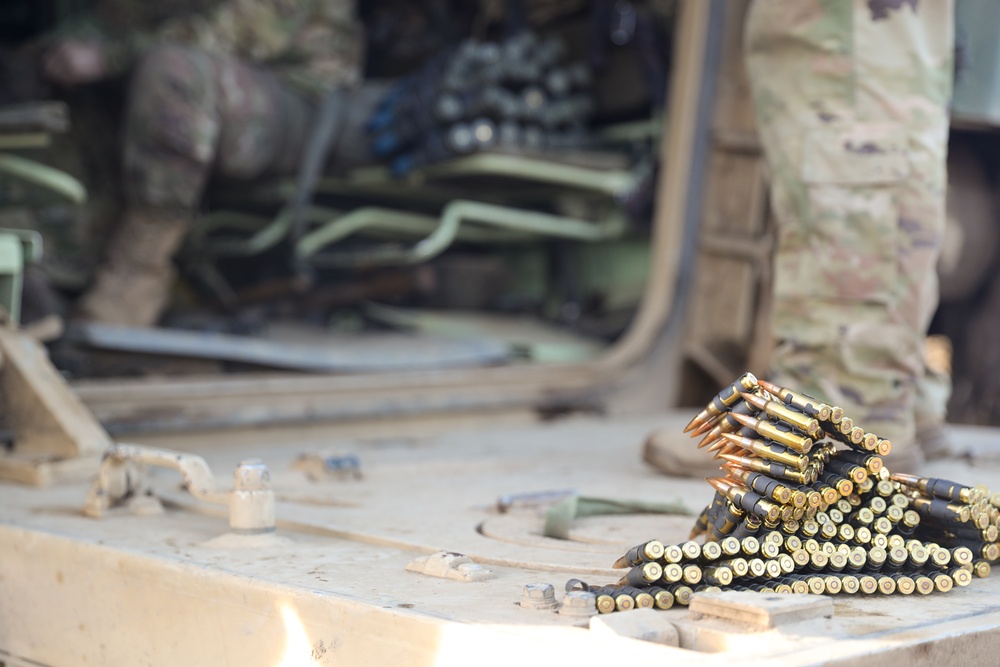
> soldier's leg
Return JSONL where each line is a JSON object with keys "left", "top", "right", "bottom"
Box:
{"left": 76, "top": 45, "right": 310, "bottom": 326}
{"left": 745, "top": 0, "right": 953, "bottom": 469}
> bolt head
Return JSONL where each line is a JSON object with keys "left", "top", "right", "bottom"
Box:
{"left": 525, "top": 583, "right": 553, "bottom": 599}
{"left": 558, "top": 591, "right": 597, "bottom": 617}
{"left": 520, "top": 583, "right": 557, "bottom": 610}
{"left": 234, "top": 459, "right": 270, "bottom": 491}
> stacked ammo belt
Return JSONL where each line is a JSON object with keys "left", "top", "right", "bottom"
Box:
{"left": 570, "top": 372, "right": 1000, "bottom": 613}
{"left": 367, "top": 31, "right": 593, "bottom": 175}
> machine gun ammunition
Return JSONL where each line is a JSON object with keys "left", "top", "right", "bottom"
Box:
{"left": 594, "top": 591, "right": 617, "bottom": 614}
{"left": 853, "top": 526, "right": 873, "bottom": 545}
{"left": 662, "top": 544, "right": 684, "bottom": 564}
{"left": 690, "top": 504, "right": 710, "bottom": 540}
{"left": 680, "top": 541, "right": 702, "bottom": 561}
{"left": 930, "top": 572, "right": 954, "bottom": 593}
{"left": 645, "top": 586, "right": 675, "bottom": 610}
{"left": 661, "top": 583, "right": 694, "bottom": 605}
{"left": 682, "top": 565, "right": 703, "bottom": 585}
{"left": 909, "top": 497, "right": 971, "bottom": 524}
{"left": 739, "top": 392, "right": 822, "bottom": 438}
{"left": 850, "top": 507, "right": 876, "bottom": 527}
{"left": 811, "top": 483, "right": 840, "bottom": 506}
{"left": 717, "top": 453, "right": 809, "bottom": 486}
{"left": 889, "top": 573, "right": 915, "bottom": 595}
{"left": 723, "top": 466, "right": 794, "bottom": 505}
{"left": 756, "top": 381, "right": 832, "bottom": 421}
{"left": 718, "top": 557, "right": 750, "bottom": 577}
{"left": 685, "top": 372, "right": 759, "bottom": 433}
{"left": 719, "top": 536, "right": 742, "bottom": 557}
{"left": 858, "top": 575, "right": 879, "bottom": 594}
{"left": 619, "top": 562, "right": 663, "bottom": 587}
{"left": 818, "top": 471, "right": 855, "bottom": 497}
{"left": 891, "top": 474, "right": 986, "bottom": 505}
{"left": 868, "top": 496, "right": 888, "bottom": 514}
{"left": 708, "top": 502, "right": 746, "bottom": 541}
{"left": 727, "top": 412, "right": 814, "bottom": 453}
{"left": 661, "top": 563, "right": 683, "bottom": 584}
{"left": 836, "top": 573, "right": 861, "bottom": 594}
{"left": 718, "top": 434, "right": 809, "bottom": 471}
{"left": 948, "top": 568, "right": 973, "bottom": 587}
{"left": 695, "top": 399, "right": 757, "bottom": 445}
{"left": 876, "top": 575, "right": 897, "bottom": 595}
{"left": 824, "top": 459, "right": 868, "bottom": 485}
{"left": 612, "top": 540, "right": 665, "bottom": 568}
{"left": 702, "top": 566, "right": 734, "bottom": 586}
{"left": 731, "top": 514, "right": 763, "bottom": 541}
{"left": 884, "top": 546, "right": 907, "bottom": 572}
{"left": 747, "top": 558, "right": 766, "bottom": 578}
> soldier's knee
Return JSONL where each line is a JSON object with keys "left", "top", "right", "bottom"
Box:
{"left": 123, "top": 45, "right": 221, "bottom": 208}
{"left": 126, "top": 45, "right": 219, "bottom": 165}
{"left": 132, "top": 45, "right": 213, "bottom": 100}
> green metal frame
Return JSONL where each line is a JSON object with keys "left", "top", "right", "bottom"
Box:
{"left": 0, "top": 144, "right": 81, "bottom": 323}
{"left": 0, "top": 228, "right": 42, "bottom": 323}
{"left": 201, "top": 153, "right": 638, "bottom": 251}
{"left": 0, "top": 154, "right": 86, "bottom": 204}
{"left": 186, "top": 150, "right": 642, "bottom": 302}
{"left": 348, "top": 152, "right": 637, "bottom": 195}
{"left": 296, "top": 200, "right": 627, "bottom": 267}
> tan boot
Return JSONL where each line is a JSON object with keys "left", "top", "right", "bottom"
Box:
{"left": 75, "top": 207, "right": 190, "bottom": 327}
{"left": 915, "top": 367, "right": 954, "bottom": 461}
{"left": 642, "top": 416, "right": 726, "bottom": 479}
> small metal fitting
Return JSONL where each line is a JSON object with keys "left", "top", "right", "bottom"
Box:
{"left": 229, "top": 459, "right": 275, "bottom": 534}
{"left": 558, "top": 591, "right": 597, "bottom": 618}
{"left": 520, "top": 583, "right": 557, "bottom": 610}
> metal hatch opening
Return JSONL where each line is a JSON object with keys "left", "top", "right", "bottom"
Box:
{"left": 0, "top": 0, "right": 724, "bottom": 436}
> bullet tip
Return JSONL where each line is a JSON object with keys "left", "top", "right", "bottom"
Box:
{"left": 758, "top": 379, "right": 781, "bottom": 394}
{"left": 729, "top": 412, "right": 754, "bottom": 426}
{"left": 692, "top": 419, "right": 719, "bottom": 438}
{"left": 706, "top": 439, "right": 726, "bottom": 453}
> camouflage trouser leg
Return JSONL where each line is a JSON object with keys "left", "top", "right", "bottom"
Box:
{"left": 78, "top": 45, "right": 311, "bottom": 325}
{"left": 123, "top": 44, "right": 311, "bottom": 209}
{"left": 744, "top": 0, "right": 954, "bottom": 459}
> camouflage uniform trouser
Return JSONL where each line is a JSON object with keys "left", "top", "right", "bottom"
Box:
{"left": 124, "top": 44, "right": 312, "bottom": 209}
{"left": 744, "top": 0, "right": 954, "bottom": 459}
{"left": 75, "top": 45, "right": 314, "bottom": 325}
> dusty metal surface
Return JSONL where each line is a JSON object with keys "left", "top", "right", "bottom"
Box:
{"left": 3, "top": 413, "right": 1000, "bottom": 666}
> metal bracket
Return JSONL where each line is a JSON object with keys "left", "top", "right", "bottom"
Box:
{"left": 405, "top": 551, "right": 495, "bottom": 582}
{"left": 83, "top": 443, "right": 276, "bottom": 535}
{"left": 0, "top": 326, "right": 111, "bottom": 485}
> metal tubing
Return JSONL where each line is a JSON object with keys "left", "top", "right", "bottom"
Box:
{"left": 298, "top": 200, "right": 627, "bottom": 267}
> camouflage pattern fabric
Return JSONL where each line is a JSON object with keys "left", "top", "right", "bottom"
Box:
{"left": 22, "top": 0, "right": 362, "bottom": 291}
{"left": 744, "top": 0, "right": 954, "bottom": 462}
{"left": 57, "top": 0, "right": 364, "bottom": 99}
{"left": 51, "top": 0, "right": 366, "bottom": 325}
{"left": 123, "top": 45, "right": 311, "bottom": 209}
{"left": 85, "top": 0, "right": 364, "bottom": 207}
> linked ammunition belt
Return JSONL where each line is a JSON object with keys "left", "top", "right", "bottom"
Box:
{"left": 570, "top": 372, "right": 998, "bottom": 612}
{"left": 366, "top": 31, "right": 594, "bottom": 175}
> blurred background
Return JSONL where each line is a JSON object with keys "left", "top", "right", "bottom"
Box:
{"left": 0, "top": 0, "right": 998, "bottom": 431}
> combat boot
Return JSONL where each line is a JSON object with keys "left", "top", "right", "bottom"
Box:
{"left": 75, "top": 207, "right": 189, "bottom": 327}
{"left": 915, "top": 366, "right": 953, "bottom": 461}
{"left": 642, "top": 416, "right": 726, "bottom": 479}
